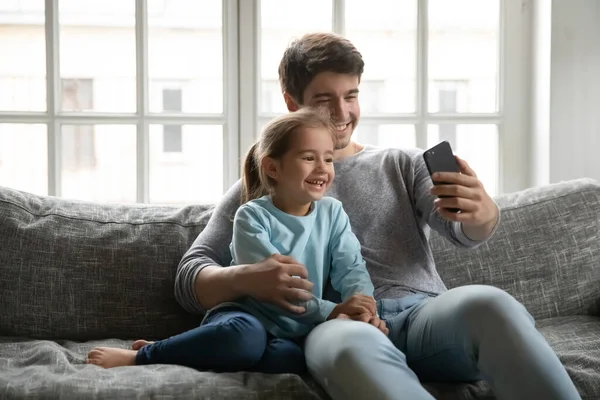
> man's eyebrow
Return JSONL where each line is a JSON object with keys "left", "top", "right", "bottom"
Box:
{"left": 312, "top": 88, "right": 360, "bottom": 99}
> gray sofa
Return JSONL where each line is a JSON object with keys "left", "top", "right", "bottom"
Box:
{"left": 0, "top": 178, "right": 599, "bottom": 399}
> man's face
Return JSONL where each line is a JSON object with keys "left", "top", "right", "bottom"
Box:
{"left": 299, "top": 72, "right": 361, "bottom": 151}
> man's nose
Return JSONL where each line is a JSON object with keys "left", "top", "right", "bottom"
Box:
{"left": 330, "top": 98, "right": 348, "bottom": 122}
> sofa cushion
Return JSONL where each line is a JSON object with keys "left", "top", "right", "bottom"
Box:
{"left": 0, "top": 186, "right": 211, "bottom": 341}
{"left": 0, "top": 337, "right": 327, "bottom": 400}
{"left": 537, "top": 315, "right": 600, "bottom": 399}
{"left": 431, "top": 178, "right": 600, "bottom": 320}
{"left": 1, "top": 316, "right": 597, "bottom": 399}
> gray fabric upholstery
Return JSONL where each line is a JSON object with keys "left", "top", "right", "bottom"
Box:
{"left": 431, "top": 178, "right": 600, "bottom": 321}
{"left": 0, "top": 337, "right": 326, "bottom": 400}
{"left": 0, "top": 187, "right": 210, "bottom": 340}
{"left": 1, "top": 178, "right": 599, "bottom": 399}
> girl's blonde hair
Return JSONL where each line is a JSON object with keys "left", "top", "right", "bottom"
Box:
{"left": 241, "top": 107, "right": 335, "bottom": 204}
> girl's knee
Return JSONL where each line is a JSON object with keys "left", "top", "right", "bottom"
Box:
{"left": 277, "top": 345, "right": 306, "bottom": 374}
{"left": 217, "top": 313, "right": 268, "bottom": 367}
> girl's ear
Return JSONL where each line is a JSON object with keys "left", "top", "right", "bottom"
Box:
{"left": 262, "top": 156, "right": 280, "bottom": 181}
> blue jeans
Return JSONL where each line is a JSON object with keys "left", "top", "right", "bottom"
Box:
{"left": 305, "top": 285, "right": 581, "bottom": 400}
{"left": 136, "top": 307, "right": 306, "bottom": 374}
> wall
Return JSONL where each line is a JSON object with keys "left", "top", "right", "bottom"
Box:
{"left": 549, "top": 0, "right": 600, "bottom": 183}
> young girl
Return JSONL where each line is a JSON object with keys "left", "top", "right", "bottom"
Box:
{"left": 86, "top": 107, "right": 377, "bottom": 374}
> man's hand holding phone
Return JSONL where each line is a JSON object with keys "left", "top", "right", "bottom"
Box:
{"left": 424, "top": 141, "right": 500, "bottom": 241}
{"left": 429, "top": 156, "right": 497, "bottom": 226}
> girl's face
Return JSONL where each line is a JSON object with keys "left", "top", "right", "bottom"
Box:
{"left": 265, "top": 126, "right": 335, "bottom": 210}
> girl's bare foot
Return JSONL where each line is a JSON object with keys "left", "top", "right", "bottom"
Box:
{"left": 86, "top": 347, "right": 137, "bottom": 368}
{"left": 132, "top": 339, "right": 154, "bottom": 350}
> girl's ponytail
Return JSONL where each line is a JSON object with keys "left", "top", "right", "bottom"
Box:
{"left": 241, "top": 142, "right": 267, "bottom": 204}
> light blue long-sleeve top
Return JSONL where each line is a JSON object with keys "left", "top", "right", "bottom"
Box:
{"left": 225, "top": 195, "right": 375, "bottom": 339}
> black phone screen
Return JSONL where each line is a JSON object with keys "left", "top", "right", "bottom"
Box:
{"left": 423, "top": 141, "right": 461, "bottom": 213}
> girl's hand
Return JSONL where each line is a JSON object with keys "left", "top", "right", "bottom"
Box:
{"left": 368, "top": 316, "right": 389, "bottom": 336}
{"left": 334, "top": 313, "right": 389, "bottom": 336}
{"left": 327, "top": 294, "right": 377, "bottom": 321}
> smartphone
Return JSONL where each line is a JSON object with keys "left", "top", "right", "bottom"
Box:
{"left": 423, "top": 141, "right": 461, "bottom": 213}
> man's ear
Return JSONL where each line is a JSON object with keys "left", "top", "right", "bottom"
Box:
{"left": 283, "top": 92, "right": 300, "bottom": 112}
{"left": 262, "top": 156, "right": 280, "bottom": 181}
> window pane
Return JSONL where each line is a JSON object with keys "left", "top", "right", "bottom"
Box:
{"left": 345, "top": 0, "right": 417, "bottom": 113}
{"left": 59, "top": 0, "right": 136, "bottom": 112}
{"left": 148, "top": 0, "right": 222, "bottom": 114}
{"left": 256, "top": 119, "right": 270, "bottom": 142}
{"left": 61, "top": 124, "right": 136, "bottom": 202}
{"left": 354, "top": 124, "right": 416, "bottom": 149}
{"left": 260, "top": 0, "right": 333, "bottom": 114}
{"left": 427, "top": 124, "right": 498, "bottom": 196}
{"left": 428, "top": 0, "right": 500, "bottom": 113}
{"left": 0, "top": 1, "right": 46, "bottom": 111}
{"left": 149, "top": 124, "right": 222, "bottom": 205}
{"left": 0, "top": 124, "right": 47, "bottom": 195}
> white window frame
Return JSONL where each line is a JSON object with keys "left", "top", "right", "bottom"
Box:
{"left": 240, "top": 0, "right": 531, "bottom": 195}
{"left": 0, "top": 0, "right": 240, "bottom": 202}
{"left": 0, "top": 0, "right": 530, "bottom": 202}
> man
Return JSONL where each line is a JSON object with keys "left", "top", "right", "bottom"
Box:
{"left": 174, "top": 32, "right": 580, "bottom": 400}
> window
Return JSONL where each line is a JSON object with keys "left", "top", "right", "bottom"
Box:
{"left": 433, "top": 80, "right": 469, "bottom": 145}
{"left": 0, "top": 0, "right": 228, "bottom": 204}
{"left": 61, "top": 79, "right": 97, "bottom": 170}
{"left": 0, "top": 1, "right": 528, "bottom": 203}
{"left": 254, "top": 0, "right": 520, "bottom": 197}
{"left": 162, "top": 88, "right": 183, "bottom": 153}
{"left": 260, "top": 80, "right": 284, "bottom": 115}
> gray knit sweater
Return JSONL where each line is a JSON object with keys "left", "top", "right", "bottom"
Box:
{"left": 174, "top": 145, "right": 498, "bottom": 314}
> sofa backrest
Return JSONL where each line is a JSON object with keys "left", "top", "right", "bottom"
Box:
{"left": 2, "top": 178, "right": 599, "bottom": 340}
{"left": 431, "top": 178, "right": 600, "bottom": 320}
{"left": 0, "top": 186, "right": 211, "bottom": 341}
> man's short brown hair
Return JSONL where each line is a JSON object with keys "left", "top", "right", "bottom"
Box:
{"left": 278, "top": 32, "right": 364, "bottom": 104}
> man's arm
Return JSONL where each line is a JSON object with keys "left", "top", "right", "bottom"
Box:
{"left": 411, "top": 151, "right": 500, "bottom": 248}
{"left": 174, "top": 181, "right": 243, "bottom": 314}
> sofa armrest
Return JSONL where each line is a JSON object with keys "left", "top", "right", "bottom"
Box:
{"left": 431, "top": 178, "right": 600, "bottom": 320}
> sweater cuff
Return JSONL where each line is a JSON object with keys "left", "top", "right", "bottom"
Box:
{"left": 453, "top": 204, "right": 501, "bottom": 247}
{"left": 317, "top": 300, "right": 338, "bottom": 322}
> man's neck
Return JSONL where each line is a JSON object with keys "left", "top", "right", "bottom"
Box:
{"left": 334, "top": 141, "right": 363, "bottom": 161}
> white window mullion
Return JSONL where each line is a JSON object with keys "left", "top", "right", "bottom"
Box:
{"left": 415, "top": 0, "right": 429, "bottom": 149}
{"left": 135, "top": 0, "right": 149, "bottom": 203}
{"left": 499, "top": 0, "right": 530, "bottom": 194}
{"left": 333, "top": 0, "right": 345, "bottom": 35}
{"left": 223, "top": 0, "right": 239, "bottom": 189}
{"left": 239, "top": 0, "right": 259, "bottom": 157}
{"left": 45, "top": 0, "right": 61, "bottom": 197}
